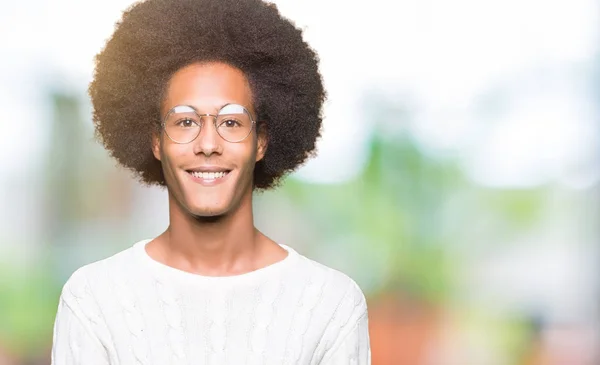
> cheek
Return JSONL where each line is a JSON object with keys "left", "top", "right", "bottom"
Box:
{"left": 161, "top": 145, "right": 189, "bottom": 171}
{"left": 233, "top": 142, "right": 257, "bottom": 168}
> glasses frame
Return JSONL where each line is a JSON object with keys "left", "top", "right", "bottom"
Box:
{"left": 161, "top": 103, "right": 257, "bottom": 144}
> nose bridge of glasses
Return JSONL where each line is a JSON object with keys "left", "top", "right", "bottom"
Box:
{"left": 196, "top": 113, "right": 222, "bottom": 139}
{"left": 196, "top": 112, "right": 217, "bottom": 125}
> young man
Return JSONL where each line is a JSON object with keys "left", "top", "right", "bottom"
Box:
{"left": 51, "top": 0, "right": 370, "bottom": 364}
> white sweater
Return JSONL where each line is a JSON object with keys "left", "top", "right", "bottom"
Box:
{"left": 52, "top": 239, "right": 371, "bottom": 364}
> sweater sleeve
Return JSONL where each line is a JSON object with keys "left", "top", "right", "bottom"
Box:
{"left": 51, "top": 275, "right": 110, "bottom": 365}
{"left": 319, "top": 280, "right": 371, "bottom": 365}
{"left": 320, "top": 311, "right": 371, "bottom": 365}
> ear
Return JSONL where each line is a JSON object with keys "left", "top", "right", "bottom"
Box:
{"left": 152, "top": 131, "right": 162, "bottom": 161}
{"left": 255, "top": 123, "right": 268, "bottom": 162}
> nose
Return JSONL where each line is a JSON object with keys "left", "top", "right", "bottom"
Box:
{"left": 192, "top": 115, "right": 223, "bottom": 156}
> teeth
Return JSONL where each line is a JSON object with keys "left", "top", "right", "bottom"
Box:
{"left": 191, "top": 171, "right": 228, "bottom": 180}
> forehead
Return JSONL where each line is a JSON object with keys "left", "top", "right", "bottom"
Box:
{"left": 162, "top": 62, "right": 254, "bottom": 115}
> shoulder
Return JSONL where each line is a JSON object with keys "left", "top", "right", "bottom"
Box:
{"left": 288, "top": 248, "right": 368, "bottom": 319}
{"left": 54, "top": 245, "right": 140, "bottom": 357}
{"left": 285, "top": 250, "right": 369, "bottom": 360}
{"left": 60, "top": 242, "right": 140, "bottom": 307}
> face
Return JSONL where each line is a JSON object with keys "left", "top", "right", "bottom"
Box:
{"left": 153, "top": 62, "right": 267, "bottom": 218}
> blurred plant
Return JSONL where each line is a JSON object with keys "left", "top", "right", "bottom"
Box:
{"left": 281, "top": 133, "right": 461, "bottom": 302}
{"left": 272, "top": 96, "right": 552, "bottom": 364}
{"left": 0, "top": 257, "right": 60, "bottom": 359}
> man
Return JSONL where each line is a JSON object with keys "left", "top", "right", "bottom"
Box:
{"left": 52, "top": 0, "right": 370, "bottom": 363}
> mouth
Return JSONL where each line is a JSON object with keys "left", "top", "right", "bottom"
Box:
{"left": 185, "top": 168, "right": 232, "bottom": 185}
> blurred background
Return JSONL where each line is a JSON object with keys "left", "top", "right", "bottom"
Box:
{"left": 1, "top": 0, "right": 599, "bottom": 364}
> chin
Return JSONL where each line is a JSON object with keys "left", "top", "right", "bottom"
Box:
{"left": 186, "top": 202, "right": 231, "bottom": 218}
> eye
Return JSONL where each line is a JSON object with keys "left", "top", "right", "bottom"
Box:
{"left": 176, "top": 118, "right": 196, "bottom": 128}
{"left": 221, "top": 119, "right": 241, "bottom": 128}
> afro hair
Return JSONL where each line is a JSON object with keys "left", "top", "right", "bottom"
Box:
{"left": 89, "top": 0, "right": 325, "bottom": 190}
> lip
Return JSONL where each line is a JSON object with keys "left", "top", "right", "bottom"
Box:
{"left": 186, "top": 166, "right": 231, "bottom": 173}
{"left": 185, "top": 169, "right": 232, "bottom": 186}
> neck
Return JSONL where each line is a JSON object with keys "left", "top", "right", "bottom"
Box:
{"left": 158, "top": 187, "right": 263, "bottom": 276}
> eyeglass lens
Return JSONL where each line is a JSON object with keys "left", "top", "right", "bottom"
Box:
{"left": 163, "top": 104, "right": 253, "bottom": 143}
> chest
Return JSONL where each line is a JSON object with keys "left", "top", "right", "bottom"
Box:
{"left": 96, "top": 280, "right": 328, "bottom": 365}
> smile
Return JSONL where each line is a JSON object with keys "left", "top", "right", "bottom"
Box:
{"left": 189, "top": 171, "right": 229, "bottom": 180}
{"left": 186, "top": 169, "right": 232, "bottom": 186}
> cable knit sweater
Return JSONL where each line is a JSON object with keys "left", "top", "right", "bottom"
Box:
{"left": 51, "top": 239, "right": 371, "bottom": 364}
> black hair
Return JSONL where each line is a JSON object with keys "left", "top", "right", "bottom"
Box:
{"left": 89, "top": 0, "right": 325, "bottom": 189}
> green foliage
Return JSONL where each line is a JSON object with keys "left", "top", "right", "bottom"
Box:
{"left": 282, "top": 128, "right": 547, "bottom": 305}
{"left": 479, "top": 189, "right": 547, "bottom": 229}
{"left": 282, "top": 135, "right": 463, "bottom": 302}
{"left": 0, "top": 260, "right": 61, "bottom": 357}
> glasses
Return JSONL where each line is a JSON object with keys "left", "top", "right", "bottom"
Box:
{"left": 161, "top": 104, "right": 256, "bottom": 144}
